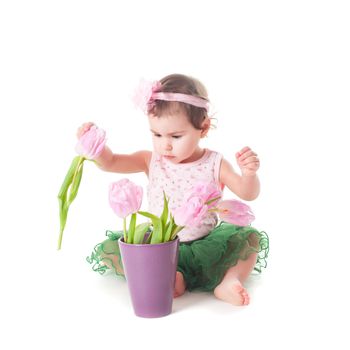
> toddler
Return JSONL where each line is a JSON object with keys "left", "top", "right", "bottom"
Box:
{"left": 82, "top": 74, "right": 269, "bottom": 306}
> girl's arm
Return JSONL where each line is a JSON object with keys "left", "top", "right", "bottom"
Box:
{"left": 77, "top": 122, "right": 151, "bottom": 174}
{"left": 95, "top": 146, "right": 152, "bottom": 174}
{"left": 219, "top": 147, "right": 260, "bottom": 200}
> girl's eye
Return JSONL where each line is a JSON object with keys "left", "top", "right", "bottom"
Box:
{"left": 154, "top": 134, "right": 161, "bottom": 137}
{"left": 172, "top": 135, "right": 182, "bottom": 139}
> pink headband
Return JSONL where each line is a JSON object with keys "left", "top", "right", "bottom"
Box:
{"left": 132, "top": 79, "right": 209, "bottom": 114}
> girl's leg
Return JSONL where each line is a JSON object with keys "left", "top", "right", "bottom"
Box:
{"left": 174, "top": 271, "right": 186, "bottom": 298}
{"left": 214, "top": 233, "right": 259, "bottom": 306}
{"left": 214, "top": 252, "right": 257, "bottom": 306}
{"left": 100, "top": 251, "right": 124, "bottom": 275}
{"left": 88, "top": 237, "right": 125, "bottom": 276}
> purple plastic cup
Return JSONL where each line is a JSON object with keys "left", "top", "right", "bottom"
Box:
{"left": 118, "top": 236, "right": 179, "bottom": 318}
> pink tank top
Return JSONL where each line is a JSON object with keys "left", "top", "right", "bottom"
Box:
{"left": 147, "top": 148, "right": 223, "bottom": 242}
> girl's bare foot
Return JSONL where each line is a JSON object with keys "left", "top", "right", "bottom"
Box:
{"left": 173, "top": 271, "right": 186, "bottom": 298}
{"left": 214, "top": 278, "right": 250, "bottom": 306}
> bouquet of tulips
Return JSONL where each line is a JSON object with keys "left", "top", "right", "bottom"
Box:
{"left": 109, "top": 179, "right": 180, "bottom": 244}
{"left": 108, "top": 178, "right": 255, "bottom": 245}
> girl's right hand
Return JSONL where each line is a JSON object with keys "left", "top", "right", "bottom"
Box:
{"left": 76, "top": 122, "right": 95, "bottom": 139}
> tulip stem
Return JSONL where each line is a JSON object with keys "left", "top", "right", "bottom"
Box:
{"left": 123, "top": 218, "right": 127, "bottom": 243}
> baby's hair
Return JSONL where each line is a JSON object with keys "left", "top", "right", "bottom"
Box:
{"left": 148, "top": 74, "right": 209, "bottom": 130}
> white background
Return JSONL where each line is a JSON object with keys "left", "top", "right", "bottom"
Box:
{"left": 1, "top": 1, "right": 349, "bottom": 349}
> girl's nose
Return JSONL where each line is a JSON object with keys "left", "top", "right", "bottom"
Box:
{"left": 165, "top": 140, "right": 172, "bottom": 151}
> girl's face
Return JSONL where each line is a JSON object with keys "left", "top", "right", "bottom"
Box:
{"left": 148, "top": 113, "right": 209, "bottom": 164}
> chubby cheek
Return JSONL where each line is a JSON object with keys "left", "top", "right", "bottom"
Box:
{"left": 176, "top": 138, "right": 197, "bottom": 157}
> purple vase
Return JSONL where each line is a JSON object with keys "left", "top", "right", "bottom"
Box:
{"left": 118, "top": 236, "right": 179, "bottom": 318}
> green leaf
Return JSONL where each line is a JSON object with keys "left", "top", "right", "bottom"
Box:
{"left": 58, "top": 200, "right": 68, "bottom": 248}
{"left": 133, "top": 222, "right": 151, "bottom": 244}
{"left": 163, "top": 217, "right": 174, "bottom": 242}
{"left": 160, "top": 191, "right": 169, "bottom": 232}
{"left": 138, "top": 211, "right": 163, "bottom": 244}
{"left": 57, "top": 156, "right": 84, "bottom": 250}
{"left": 58, "top": 156, "right": 81, "bottom": 199}
{"left": 67, "top": 158, "right": 84, "bottom": 206}
{"left": 170, "top": 224, "right": 184, "bottom": 241}
{"left": 127, "top": 213, "right": 137, "bottom": 244}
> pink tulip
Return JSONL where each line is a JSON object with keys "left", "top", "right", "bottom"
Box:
{"left": 173, "top": 196, "right": 208, "bottom": 227}
{"left": 75, "top": 125, "right": 106, "bottom": 159}
{"left": 109, "top": 179, "right": 143, "bottom": 218}
{"left": 185, "top": 181, "right": 222, "bottom": 209}
{"left": 216, "top": 199, "right": 255, "bottom": 226}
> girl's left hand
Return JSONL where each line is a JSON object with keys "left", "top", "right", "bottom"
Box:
{"left": 235, "top": 146, "right": 260, "bottom": 176}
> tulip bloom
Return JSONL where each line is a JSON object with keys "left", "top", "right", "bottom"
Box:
{"left": 185, "top": 181, "right": 221, "bottom": 209}
{"left": 216, "top": 200, "right": 255, "bottom": 226}
{"left": 75, "top": 125, "right": 106, "bottom": 159}
{"left": 172, "top": 181, "right": 221, "bottom": 228}
{"left": 173, "top": 196, "right": 208, "bottom": 227}
{"left": 109, "top": 179, "right": 143, "bottom": 218}
{"left": 109, "top": 179, "right": 143, "bottom": 243}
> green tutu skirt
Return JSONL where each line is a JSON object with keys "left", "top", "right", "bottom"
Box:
{"left": 87, "top": 222, "right": 269, "bottom": 292}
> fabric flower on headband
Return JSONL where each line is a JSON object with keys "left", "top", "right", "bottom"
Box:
{"left": 132, "top": 78, "right": 210, "bottom": 114}
{"left": 132, "top": 79, "right": 162, "bottom": 114}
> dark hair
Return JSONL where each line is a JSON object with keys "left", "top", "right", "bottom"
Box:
{"left": 148, "top": 74, "right": 209, "bottom": 130}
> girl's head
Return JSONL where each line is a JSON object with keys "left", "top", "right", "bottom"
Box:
{"left": 141, "top": 74, "right": 211, "bottom": 163}
{"left": 148, "top": 74, "right": 209, "bottom": 130}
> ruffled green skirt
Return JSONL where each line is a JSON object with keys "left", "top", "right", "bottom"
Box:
{"left": 87, "top": 222, "right": 269, "bottom": 292}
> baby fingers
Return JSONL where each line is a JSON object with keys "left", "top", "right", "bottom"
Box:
{"left": 76, "top": 122, "right": 95, "bottom": 139}
{"left": 238, "top": 150, "right": 258, "bottom": 162}
{"left": 241, "top": 156, "right": 259, "bottom": 166}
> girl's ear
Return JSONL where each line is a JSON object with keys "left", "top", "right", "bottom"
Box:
{"left": 200, "top": 118, "right": 211, "bottom": 138}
